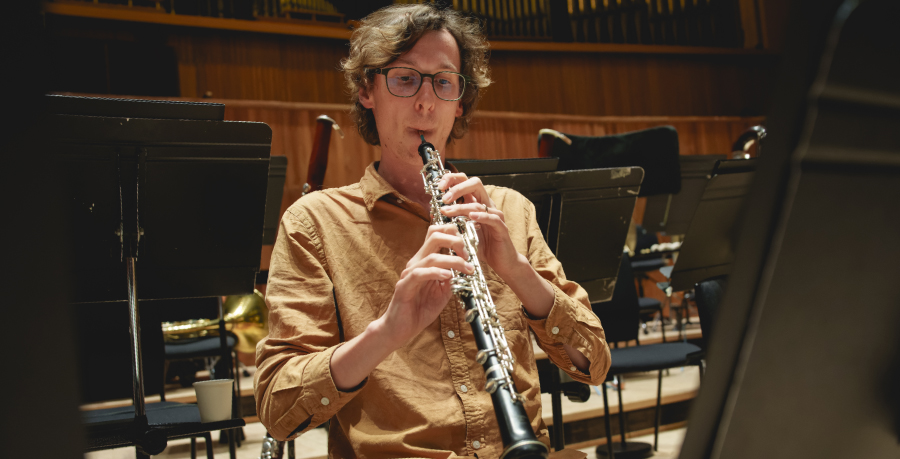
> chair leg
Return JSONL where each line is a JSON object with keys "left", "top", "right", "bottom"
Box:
{"left": 228, "top": 429, "right": 237, "bottom": 459}
{"left": 204, "top": 432, "right": 214, "bottom": 459}
{"left": 602, "top": 382, "right": 615, "bottom": 459}
{"left": 659, "top": 307, "right": 666, "bottom": 341}
{"left": 616, "top": 375, "right": 628, "bottom": 448}
{"left": 654, "top": 370, "right": 663, "bottom": 451}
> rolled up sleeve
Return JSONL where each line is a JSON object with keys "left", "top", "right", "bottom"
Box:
{"left": 519, "top": 198, "right": 611, "bottom": 386}
{"left": 254, "top": 207, "right": 366, "bottom": 441}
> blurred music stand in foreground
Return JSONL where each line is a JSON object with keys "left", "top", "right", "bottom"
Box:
{"left": 43, "top": 95, "right": 272, "bottom": 458}
{"left": 679, "top": 1, "right": 900, "bottom": 458}
{"left": 452, "top": 159, "right": 644, "bottom": 452}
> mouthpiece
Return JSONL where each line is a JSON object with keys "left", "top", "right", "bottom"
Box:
{"left": 417, "top": 133, "right": 436, "bottom": 165}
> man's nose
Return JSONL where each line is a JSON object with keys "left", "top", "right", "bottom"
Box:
{"left": 415, "top": 77, "right": 437, "bottom": 108}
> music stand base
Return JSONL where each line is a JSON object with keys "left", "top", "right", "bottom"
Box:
{"left": 595, "top": 441, "right": 653, "bottom": 459}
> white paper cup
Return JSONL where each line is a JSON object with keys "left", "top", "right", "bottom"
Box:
{"left": 193, "top": 379, "right": 233, "bottom": 423}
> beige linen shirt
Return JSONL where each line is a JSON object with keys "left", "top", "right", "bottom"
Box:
{"left": 255, "top": 163, "right": 611, "bottom": 458}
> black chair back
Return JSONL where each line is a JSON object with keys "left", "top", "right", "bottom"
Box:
{"left": 550, "top": 126, "right": 681, "bottom": 197}
{"left": 591, "top": 253, "right": 641, "bottom": 344}
{"left": 693, "top": 276, "right": 728, "bottom": 350}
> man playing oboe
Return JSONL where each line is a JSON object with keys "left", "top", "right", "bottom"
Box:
{"left": 255, "top": 4, "right": 611, "bottom": 457}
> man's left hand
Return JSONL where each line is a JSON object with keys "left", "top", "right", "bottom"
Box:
{"left": 437, "top": 173, "right": 522, "bottom": 278}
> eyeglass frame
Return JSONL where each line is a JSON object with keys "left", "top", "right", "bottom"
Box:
{"left": 372, "top": 67, "right": 468, "bottom": 102}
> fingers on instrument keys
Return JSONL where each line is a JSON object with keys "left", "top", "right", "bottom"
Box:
{"left": 404, "top": 225, "right": 473, "bottom": 274}
{"left": 439, "top": 174, "right": 493, "bottom": 208}
{"left": 440, "top": 202, "right": 498, "bottom": 221}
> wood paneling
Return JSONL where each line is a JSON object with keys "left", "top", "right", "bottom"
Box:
{"left": 172, "top": 33, "right": 776, "bottom": 116}
{"left": 45, "top": 10, "right": 778, "bottom": 116}
{"left": 170, "top": 33, "right": 350, "bottom": 101}
{"left": 480, "top": 50, "right": 774, "bottom": 115}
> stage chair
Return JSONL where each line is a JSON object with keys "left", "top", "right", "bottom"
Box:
{"left": 76, "top": 301, "right": 243, "bottom": 459}
{"left": 631, "top": 224, "right": 668, "bottom": 339}
{"left": 592, "top": 253, "right": 702, "bottom": 459}
{"left": 160, "top": 296, "right": 244, "bottom": 457}
{"left": 685, "top": 275, "right": 729, "bottom": 374}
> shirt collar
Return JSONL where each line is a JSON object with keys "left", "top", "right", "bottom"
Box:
{"left": 360, "top": 162, "right": 398, "bottom": 211}
{"left": 359, "top": 160, "right": 460, "bottom": 212}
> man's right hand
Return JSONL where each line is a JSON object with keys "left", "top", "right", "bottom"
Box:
{"left": 330, "top": 223, "right": 473, "bottom": 390}
{"left": 379, "top": 223, "right": 474, "bottom": 349}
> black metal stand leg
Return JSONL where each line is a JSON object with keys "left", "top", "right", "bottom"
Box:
{"left": 616, "top": 376, "right": 628, "bottom": 447}
{"left": 288, "top": 438, "right": 295, "bottom": 459}
{"left": 190, "top": 438, "right": 197, "bottom": 459}
{"left": 660, "top": 309, "right": 666, "bottom": 341}
{"left": 228, "top": 429, "right": 237, "bottom": 459}
{"left": 551, "top": 368, "right": 564, "bottom": 451}
{"left": 204, "top": 432, "right": 213, "bottom": 459}
{"left": 602, "top": 382, "right": 615, "bottom": 459}
{"left": 126, "top": 257, "right": 147, "bottom": 421}
{"left": 655, "top": 370, "right": 663, "bottom": 451}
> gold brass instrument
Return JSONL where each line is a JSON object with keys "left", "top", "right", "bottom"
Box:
{"left": 161, "top": 289, "right": 268, "bottom": 354}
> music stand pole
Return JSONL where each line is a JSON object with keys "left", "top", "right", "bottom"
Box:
{"left": 126, "top": 257, "right": 147, "bottom": 421}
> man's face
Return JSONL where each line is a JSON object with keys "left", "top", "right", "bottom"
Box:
{"left": 359, "top": 29, "right": 464, "bottom": 164}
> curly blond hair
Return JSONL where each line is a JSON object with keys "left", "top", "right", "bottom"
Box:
{"left": 341, "top": 3, "right": 492, "bottom": 146}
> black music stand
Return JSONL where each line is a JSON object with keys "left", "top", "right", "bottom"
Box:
{"left": 453, "top": 160, "right": 644, "bottom": 451}
{"left": 680, "top": 1, "right": 900, "bottom": 457}
{"left": 642, "top": 155, "right": 726, "bottom": 236}
{"left": 667, "top": 159, "right": 757, "bottom": 293}
{"left": 42, "top": 95, "right": 271, "bottom": 457}
{"left": 461, "top": 164, "right": 644, "bottom": 304}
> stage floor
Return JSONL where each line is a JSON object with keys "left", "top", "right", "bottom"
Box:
{"left": 84, "top": 322, "right": 701, "bottom": 459}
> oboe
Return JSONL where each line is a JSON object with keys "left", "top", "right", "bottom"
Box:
{"left": 418, "top": 135, "right": 549, "bottom": 459}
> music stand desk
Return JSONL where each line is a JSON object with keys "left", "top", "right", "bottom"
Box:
{"left": 668, "top": 159, "right": 757, "bottom": 292}
{"left": 42, "top": 96, "right": 271, "bottom": 455}
{"left": 459, "top": 164, "right": 644, "bottom": 304}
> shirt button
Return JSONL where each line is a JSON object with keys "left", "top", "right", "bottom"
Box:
{"left": 321, "top": 397, "right": 330, "bottom": 406}
{"left": 447, "top": 330, "right": 455, "bottom": 338}
{"left": 460, "top": 385, "right": 468, "bottom": 393}
{"left": 551, "top": 326, "right": 560, "bottom": 335}
{"left": 473, "top": 440, "right": 481, "bottom": 449}
{"left": 570, "top": 366, "right": 577, "bottom": 371}
{"left": 396, "top": 198, "right": 402, "bottom": 204}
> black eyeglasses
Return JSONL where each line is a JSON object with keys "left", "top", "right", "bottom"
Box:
{"left": 373, "top": 67, "right": 467, "bottom": 102}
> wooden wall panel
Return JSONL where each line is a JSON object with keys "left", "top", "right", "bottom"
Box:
{"left": 166, "top": 32, "right": 776, "bottom": 116}
{"left": 169, "top": 32, "right": 350, "bottom": 101}
{"left": 479, "top": 51, "right": 777, "bottom": 116}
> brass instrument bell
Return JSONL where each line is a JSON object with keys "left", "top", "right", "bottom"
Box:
{"left": 161, "top": 289, "right": 268, "bottom": 354}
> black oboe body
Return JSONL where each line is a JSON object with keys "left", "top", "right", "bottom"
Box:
{"left": 418, "top": 136, "right": 549, "bottom": 459}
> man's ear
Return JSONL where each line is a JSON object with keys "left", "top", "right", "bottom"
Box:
{"left": 359, "top": 85, "right": 375, "bottom": 109}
